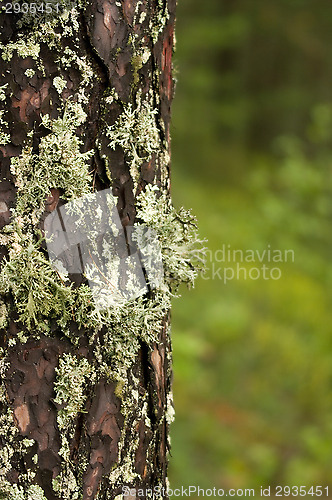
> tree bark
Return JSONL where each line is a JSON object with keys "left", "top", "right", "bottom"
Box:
{"left": 0, "top": 1, "right": 180, "bottom": 498}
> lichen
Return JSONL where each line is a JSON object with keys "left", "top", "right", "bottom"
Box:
{"left": 12, "top": 2, "right": 95, "bottom": 89}
{"left": 51, "top": 354, "right": 95, "bottom": 500}
{"left": 54, "top": 353, "right": 95, "bottom": 431}
{"left": 0, "top": 38, "right": 40, "bottom": 62}
{"left": 131, "top": 47, "right": 151, "bottom": 87}
{"left": 98, "top": 379, "right": 154, "bottom": 498}
{"left": 0, "top": 370, "right": 40, "bottom": 500}
{"left": 1, "top": 163, "right": 204, "bottom": 351}
{"left": 52, "top": 468, "right": 80, "bottom": 500}
{"left": 165, "top": 392, "right": 175, "bottom": 425}
{"left": 0, "top": 240, "right": 74, "bottom": 332}
{"left": 3, "top": 483, "right": 49, "bottom": 500}
{"left": 135, "top": 185, "right": 206, "bottom": 289}
{"left": 0, "top": 84, "right": 7, "bottom": 101}
{"left": 24, "top": 69, "right": 35, "bottom": 78}
{"left": 0, "top": 100, "right": 93, "bottom": 334}
{"left": 0, "top": 301, "right": 8, "bottom": 330}
{"left": 150, "top": 0, "right": 170, "bottom": 44}
{"left": 26, "top": 485, "right": 48, "bottom": 500}
{"left": 0, "top": 406, "right": 18, "bottom": 498}
{"left": 53, "top": 75, "right": 67, "bottom": 95}
{"left": 91, "top": 290, "right": 171, "bottom": 379}
{"left": 11, "top": 100, "right": 92, "bottom": 218}
{"left": 106, "top": 98, "right": 161, "bottom": 190}
{"left": 0, "top": 84, "right": 10, "bottom": 146}
{"left": 60, "top": 47, "right": 94, "bottom": 89}
{"left": 16, "top": 0, "right": 84, "bottom": 32}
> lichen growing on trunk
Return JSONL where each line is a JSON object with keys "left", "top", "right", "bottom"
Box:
{"left": 0, "top": 0, "right": 205, "bottom": 499}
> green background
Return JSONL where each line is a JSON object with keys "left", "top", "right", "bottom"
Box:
{"left": 169, "top": 0, "right": 332, "bottom": 497}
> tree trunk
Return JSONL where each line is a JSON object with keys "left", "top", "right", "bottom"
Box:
{"left": 0, "top": 1, "right": 201, "bottom": 499}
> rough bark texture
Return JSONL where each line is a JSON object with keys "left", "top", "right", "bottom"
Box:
{"left": 0, "top": 1, "right": 179, "bottom": 498}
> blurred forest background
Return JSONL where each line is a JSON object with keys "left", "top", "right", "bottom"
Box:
{"left": 169, "top": 0, "right": 332, "bottom": 495}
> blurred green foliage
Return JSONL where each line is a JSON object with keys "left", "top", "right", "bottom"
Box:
{"left": 169, "top": 0, "right": 332, "bottom": 496}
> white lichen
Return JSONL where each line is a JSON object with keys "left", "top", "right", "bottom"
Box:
{"left": 60, "top": 47, "right": 94, "bottom": 88}
{"left": 24, "top": 68, "right": 35, "bottom": 78}
{"left": 135, "top": 185, "right": 207, "bottom": 288}
{"left": 0, "top": 100, "right": 94, "bottom": 332}
{"left": 53, "top": 75, "right": 67, "bottom": 95}
{"left": 150, "top": 0, "right": 170, "bottom": 44}
{"left": 27, "top": 485, "right": 48, "bottom": 500}
{"left": 54, "top": 353, "right": 95, "bottom": 430}
{"left": 0, "top": 301, "right": 8, "bottom": 330}
{"left": 0, "top": 37, "right": 40, "bottom": 61}
{"left": 52, "top": 353, "right": 94, "bottom": 500}
{"left": 0, "top": 84, "right": 7, "bottom": 101}
{"left": 11, "top": 100, "right": 92, "bottom": 219}
{"left": 0, "top": 380, "right": 39, "bottom": 499}
{"left": 52, "top": 465, "right": 80, "bottom": 500}
{"left": 165, "top": 392, "right": 175, "bottom": 424}
{"left": 107, "top": 99, "right": 161, "bottom": 190}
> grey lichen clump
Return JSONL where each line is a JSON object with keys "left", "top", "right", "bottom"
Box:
{"left": 107, "top": 98, "right": 161, "bottom": 191}
{"left": 52, "top": 354, "right": 96, "bottom": 500}
{"left": 0, "top": 37, "right": 40, "bottom": 62}
{"left": 136, "top": 185, "right": 206, "bottom": 287}
{"left": 54, "top": 354, "right": 95, "bottom": 425}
